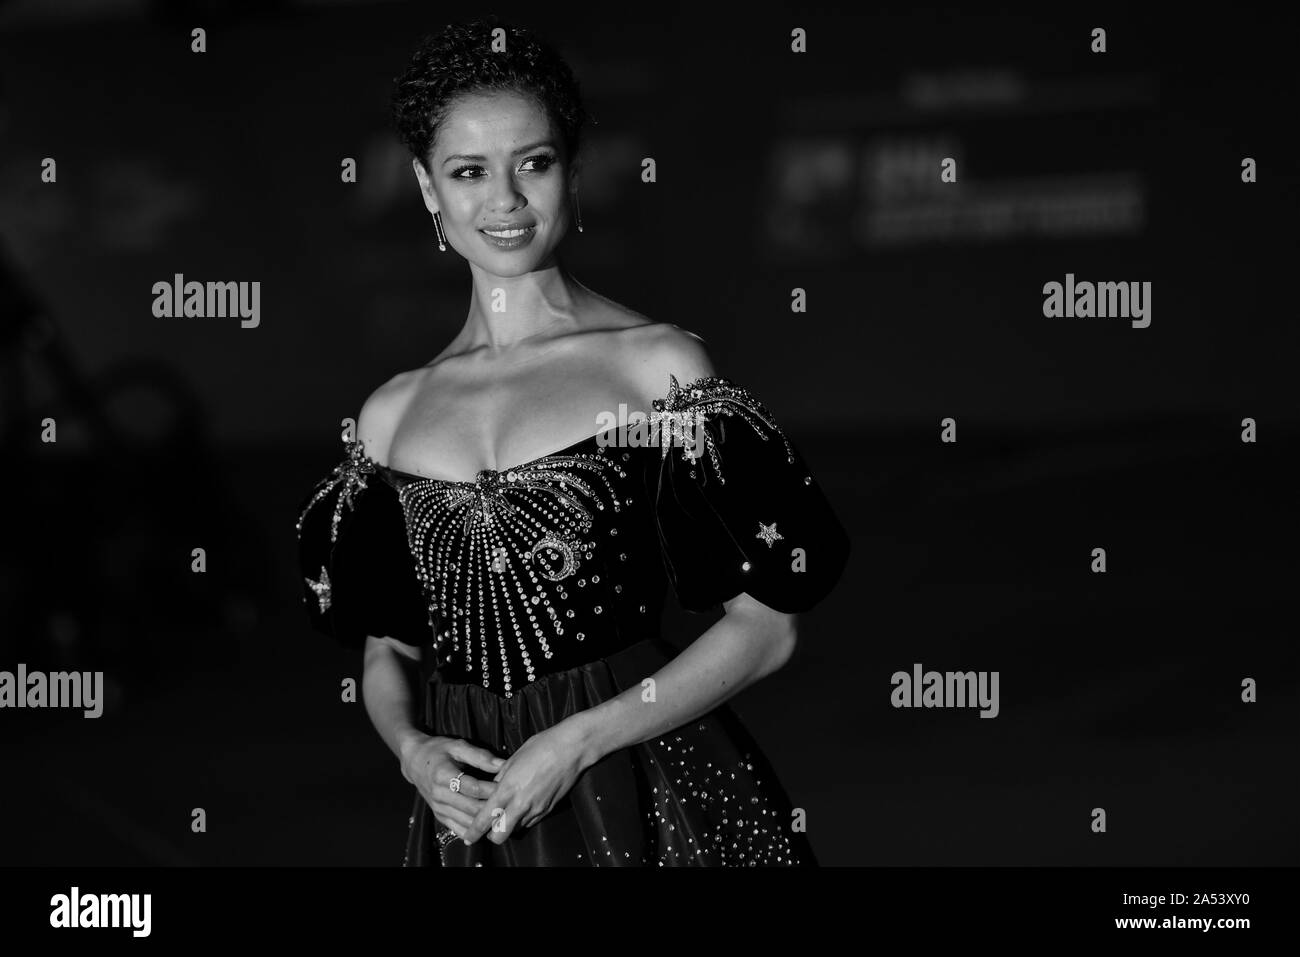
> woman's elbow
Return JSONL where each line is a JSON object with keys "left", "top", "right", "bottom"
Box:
{"left": 767, "top": 613, "right": 800, "bottom": 672}
{"left": 363, "top": 634, "right": 423, "bottom": 668}
{"left": 723, "top": 594, "right": 801, "bottom": 674}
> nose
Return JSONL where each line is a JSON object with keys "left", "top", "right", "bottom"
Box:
{"left": 487, "top": 168, "right": 527, "bottom": 212}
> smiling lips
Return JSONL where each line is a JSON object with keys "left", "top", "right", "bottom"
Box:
{"left": 478, "top": 223, "right": 537, "bottom": 249}
{"left": 481, "top": 224, "right": 535, "bottom": 238}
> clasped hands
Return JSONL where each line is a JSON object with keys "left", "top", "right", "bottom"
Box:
{"left": 402, "top": 719, "right": 592, "bottom": 846}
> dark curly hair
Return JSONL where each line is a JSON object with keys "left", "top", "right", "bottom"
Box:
{"left": 391, "top": 16, "right": 591, "bottom": 173}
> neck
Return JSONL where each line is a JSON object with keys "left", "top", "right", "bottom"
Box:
{"left": 458, "top": 261, "right": 588, "bottom": 353}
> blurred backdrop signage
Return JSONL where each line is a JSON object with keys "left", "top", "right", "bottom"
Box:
{"left": 764, "top": 67, "right": 1155, "bottom": 259}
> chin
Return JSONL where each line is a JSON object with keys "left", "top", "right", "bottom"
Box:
{"left": 478, "top": 258, "right": 540, "bottom": 278}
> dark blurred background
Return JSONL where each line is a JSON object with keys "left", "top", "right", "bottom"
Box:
{"left": 0, "top": 1, "right": 1296, "bottom": 866}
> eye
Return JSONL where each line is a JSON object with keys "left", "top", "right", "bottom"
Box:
{"left": 450, "top": 155, "right": 554, "bottom": 181}
{"left": 520, "top": 154, "right": 555, "bottom": 173}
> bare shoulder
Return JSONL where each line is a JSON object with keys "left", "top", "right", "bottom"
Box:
{"left": 579, "top": 293, "right": 712, "bottom": 375}
{"left": 616, "top": 321, "right": 718, "bottom": 403}
{"left": 355, "top": 368, "right": 422, "bottom": 465}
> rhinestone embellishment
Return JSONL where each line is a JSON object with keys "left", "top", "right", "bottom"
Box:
{"left": 650, "top": 374, "right": 796, "bottom": 484}
{"left": 393, "top": 451, "right": 623, "bottom": 697}
{"left": 304, "top": 565, "right": 332, "bottom": 613}
{"left": 295, "top": 436, "right": 377, "bottom": 544}
{"left": 529, "top": 535, "right": 578, "bottom": 581}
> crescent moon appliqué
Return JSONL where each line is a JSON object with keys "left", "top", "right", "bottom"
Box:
{"left": 530, "top": 535, "right": 578, "bottom": 581}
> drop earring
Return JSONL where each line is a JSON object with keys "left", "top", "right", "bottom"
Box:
{"left": 571, "top": 191, "right": 583, "bottom": 233}
{"left": 433, "top": 210, "right": 447, "bottom": 252}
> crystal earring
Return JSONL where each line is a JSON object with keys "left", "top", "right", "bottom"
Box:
{"left": 433, "top": 210, "right": 447, "bottom": 252}
{"left": 572, "top": 191, "right": 583, "bottom": 233}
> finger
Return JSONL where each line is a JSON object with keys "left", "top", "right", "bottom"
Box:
{"left": 467, "top": 789, "right": 512, "bottom": 843}
{"left": 464, "top": 807, "right": 492, "bottom": 845}
{"left": 435, "top": 818, "right": 471, "bottom": 846}
{"left": 439, "top": 821, "right": 465, "bottom": 842}
{"left": 472, "top": 806, "right": 506, "bottom": 845}
{"left": 487, "top": 796, "right": 528, "bottom": 845}
{"left": 443, "top": 768, "right": 499, "bottom": 801}
{"left": 418, "top": 771, "right": 486, "bottom": 818}
{"left": 441, "top": 764, "right": 491, "bottom": 800}
{"left": 520, "top": 806, "right": 546, "bottom": 830}
{"left": 426, "top": 768, "right": 492, "bottom": 815}
{"left": 435, "top": 806, "right": 475, "bottom": 831}
{"left": 431, "top": 789, "right": 490, "bottom": 818}
{"left": 448, "top": 741, "right": 508, "bottom": 776}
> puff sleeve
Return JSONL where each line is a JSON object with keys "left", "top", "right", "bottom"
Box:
{"left": 294, "top": 438, "right": 434, "bottom": 650}
{"left": 652, "top": 375, "right": 851, "bottom": 614}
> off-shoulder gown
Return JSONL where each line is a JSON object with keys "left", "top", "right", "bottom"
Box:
{"left": 295, "top": 375, "right": 851, "bottom": 866}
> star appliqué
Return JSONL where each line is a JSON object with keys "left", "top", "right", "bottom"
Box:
{"left": 305, "top": 565, "right": 332, "bottom": 613}
{"left": 755, "top": 521, "right": 784, "bottom": 548}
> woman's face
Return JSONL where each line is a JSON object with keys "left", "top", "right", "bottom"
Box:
{"left": 414, "top": 90, "right": 575, "bottom": 275}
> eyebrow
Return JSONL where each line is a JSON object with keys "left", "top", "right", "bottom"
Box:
{"left": 442, "top": 140, "right": 557, "bottom": 166}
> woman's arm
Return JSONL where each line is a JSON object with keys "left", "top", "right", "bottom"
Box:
{"left": 361, "top": 635, "right": 426, "bottom": 765}
{"left": 364, "top": 634, "right": 507, "bottom": 837}
{"left": 353, "top": 380, "right": 431, "bottom": 766}
{"left": 564, "top": 323, "right": 802, "bottom": 759}
{"left": 461, "top": 593, "right": 799, "bottom": 843}
{"left": 567, "top": 593, "right": 800, "bottom": 768}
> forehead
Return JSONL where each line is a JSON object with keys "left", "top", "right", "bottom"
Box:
{"left": 435, "top": 91, "right": 553, "bottom": 152}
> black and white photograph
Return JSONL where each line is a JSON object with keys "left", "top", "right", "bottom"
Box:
{"left": 0, "top": 0, "right": 1295, "bottom": 941}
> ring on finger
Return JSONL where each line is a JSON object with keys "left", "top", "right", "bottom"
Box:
{"left": 449, "top": 770, "right": 466, "bottom": 794}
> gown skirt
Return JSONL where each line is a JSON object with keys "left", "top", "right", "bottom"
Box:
{"left": 404, "top": 635, "right": 818, "bottom": 867}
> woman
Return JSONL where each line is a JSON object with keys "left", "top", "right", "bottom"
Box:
{"left": 295, "top": 17, "right": 851, "bottom": 866}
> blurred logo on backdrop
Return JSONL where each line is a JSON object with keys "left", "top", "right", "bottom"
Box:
{"left": 763, "top": 68, "right": 1153, "bottom": 257}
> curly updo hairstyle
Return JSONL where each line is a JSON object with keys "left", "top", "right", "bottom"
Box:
{"left": 391, "top": 16, "right": 592, "bottom": 174}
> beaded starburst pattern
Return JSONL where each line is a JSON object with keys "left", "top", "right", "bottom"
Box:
{"left": 648, "top": 375, "right": 796, "bottom": 484}
{"left": 294, "top": 435, "right": 377, "bottom": 544}
{"left": 393, "top": 451, "right": 627, "bottom": 697}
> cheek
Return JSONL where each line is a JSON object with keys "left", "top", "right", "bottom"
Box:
{"left": 447, "top": 195, "right": 480, "bottom": 222}
{"left": 530, "top": 181, "right": 569, "bottom": 218}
